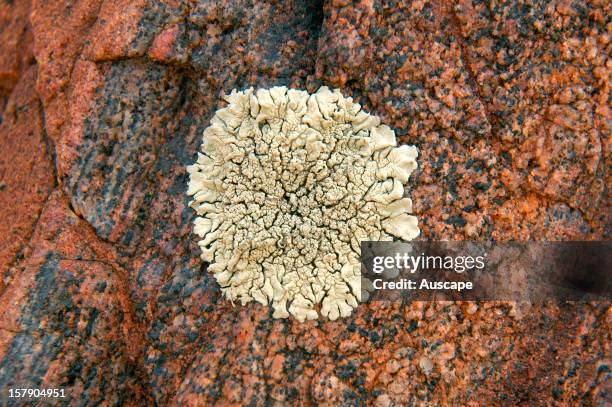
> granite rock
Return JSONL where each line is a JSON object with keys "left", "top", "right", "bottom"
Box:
{"left": 0, "top": 0, "right": 609, "bottom": 404}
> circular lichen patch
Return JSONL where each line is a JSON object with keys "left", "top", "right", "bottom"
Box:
{"left": 187, "top": 86, "right": 418, "bottom": 321}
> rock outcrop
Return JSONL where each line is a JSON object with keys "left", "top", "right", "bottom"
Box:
{"left": 0, "top": 0, "right": 609, "bottom": 404}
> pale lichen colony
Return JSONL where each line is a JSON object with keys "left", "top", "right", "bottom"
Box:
{"left": 187, "top": 86, "right": 419, "bottom": 321}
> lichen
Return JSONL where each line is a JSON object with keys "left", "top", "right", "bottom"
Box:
{"left": 187, "top": 86, "right": 419, "bottom": 321}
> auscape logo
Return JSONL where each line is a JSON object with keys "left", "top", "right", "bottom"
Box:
{"left": 371, "top": 278, "right": 473, "bottom": 292}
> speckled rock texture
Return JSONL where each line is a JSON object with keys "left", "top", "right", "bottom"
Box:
{"left": 0, "top": 0, "right": 609, "bottom": 405}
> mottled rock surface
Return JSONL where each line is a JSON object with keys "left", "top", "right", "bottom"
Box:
{"left": 0, "top": 0, "right": 609, "bottom": 405}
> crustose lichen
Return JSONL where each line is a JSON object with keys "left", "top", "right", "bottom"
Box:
{"left": 187, "top": 86, "right": 419, "bottom": 321}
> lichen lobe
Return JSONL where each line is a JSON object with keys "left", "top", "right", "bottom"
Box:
{"left": 187, "top": 86, "right": 419, "bottom": 321}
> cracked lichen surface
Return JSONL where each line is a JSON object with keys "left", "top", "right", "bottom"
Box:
{"left": 187, "top": 86, "right": 419, "bottom": 321}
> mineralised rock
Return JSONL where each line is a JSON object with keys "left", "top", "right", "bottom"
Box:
{"left": 0, "top": 0, "right": 609, "bottom": 405}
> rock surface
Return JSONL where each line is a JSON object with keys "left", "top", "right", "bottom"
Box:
{"left": 0, "top": 0, "right": 609, "bottom": 405}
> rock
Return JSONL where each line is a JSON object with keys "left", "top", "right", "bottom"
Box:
{"left": 310, "top": 373, "right": 348, "bottom": 405}
{"left": 419, "top": 357, "right": 434, "bottom": 376}
{"left": 375, "top": 393, "right": 392, "bottom": 407}
{"left": 0, "top": 66, "right": 54, "bottom": 278}
{"left": 386, "top": 359, "right": 401, "bottom": 374}
{"left": 0, "top": 0, "right": 609, "bottom": 404}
